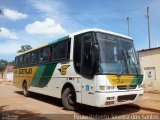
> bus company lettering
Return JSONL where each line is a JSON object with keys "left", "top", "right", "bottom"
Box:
{"left": 19, "top": 68, "right": 32, "bottom": 74}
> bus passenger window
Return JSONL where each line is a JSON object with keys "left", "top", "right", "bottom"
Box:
{"left": 53, "top": 44, "right": 59, "bottom": 60}
{"left": 31, "top": 52, "right": 38, "bottom": 64}
{"left": 15, "top": 57, "right": 19, "bottom": 68}
{"left": 40, "top": 47, "right": 50, "bottom": 62}
{"left": 19, "top": 56, "right": 23, "bottom": 67}
{"left": 24, "top": 53, "right": 30, "bottom": 65}
{"left": 52, "top": 41, "right": 70, "bottom": 61}
{"left": 48, "top": 47, "right": 52, "bottom": 61}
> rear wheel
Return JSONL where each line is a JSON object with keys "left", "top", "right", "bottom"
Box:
{"left": 62, "top": 87, "right": 76, "bottom": 111}
{"left": 23, "top": 82, "right": 29, "bottom": 97}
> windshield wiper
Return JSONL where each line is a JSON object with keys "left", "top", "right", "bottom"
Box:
{"left": 125, "top": 49, "right": 139, "bottom": 76}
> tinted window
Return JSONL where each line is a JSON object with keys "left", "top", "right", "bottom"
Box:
{"left": 53, "top": 44, "right": 59, "bottom": 60}
{"left": 31, "top": 51, "right": 38, "bottom": 64}
{"left": 74, "top": 33, "right": 92, "bottom": 74}
{"left": 15, "top": 57, "right": 18, "bottom": 67}
{"left": 53, "top": 40, "right": 70, "bottom": 61}
{"left": 74, "top": 36, "right": 82, "bottom": 74}
{"left": 19, "top": 56, "right": 23, "bottom": 67}
{"left": 40, "top": 47, "right": 51, "bottom": 63}
{"left": 24, "top": 53, "right": 30, "bottom": 65}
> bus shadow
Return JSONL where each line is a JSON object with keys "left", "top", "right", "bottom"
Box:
{"left": 0, "top": 105, "right": 50, "bottom": 120}
{"left": 15, "top": 91, "right": 141, "bottom": 117}
{"left": 75, "top": 104, "right": 141, "bottom": 118}
{"left": 15, "top": 91, "right": 63, "bottom": 108}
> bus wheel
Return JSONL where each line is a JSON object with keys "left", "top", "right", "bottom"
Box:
{"left": 62, "top": 87, "right": 76, "bottom": 111}
{"left": 23, "top": 82, "right": 29, "bottom": 97}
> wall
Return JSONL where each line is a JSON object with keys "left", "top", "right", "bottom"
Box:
{"left": 139, "top": 49, "right": 160, "bottom": 92}
{"left": 6, "top": 72, "right": 13, "bottom": 81}
{"left": 0, "top": 73, "right": 3, "bottom": 79}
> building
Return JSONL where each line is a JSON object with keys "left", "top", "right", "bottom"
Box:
{"left": 0, "top": 72, "right": 3, "bottom": 79}
{"left": 1, "top": 65, "right": 14, "bottom": 81}
{"left": 138, "top": 47, "right": 160, "bottom": 93}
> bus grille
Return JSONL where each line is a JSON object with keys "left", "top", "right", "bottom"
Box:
{"left": 117, "top": 85, "right": 137, "bottom": 90}
{"left": 118, "top": 94, "right": 137, "bottom": 102}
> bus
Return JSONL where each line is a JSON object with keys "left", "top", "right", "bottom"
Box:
{"left": 13, "top": 29, "right": 143, "bottom": 110}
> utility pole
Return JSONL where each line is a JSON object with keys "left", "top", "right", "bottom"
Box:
{"left": 0, "top": 9, "right": 1, "bottom": 32}
{"left": 147, "top": 7, "right": 151, "bottom": 48}
{"left": 127, "top": 17, "right": 130, "bottom": 36}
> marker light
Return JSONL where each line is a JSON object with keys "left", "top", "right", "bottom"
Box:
{"left": 106, "top": 97, "right": 115, "bottom": 100}
{"left": 100, "top": 86, "right": 105, "bottom": 90}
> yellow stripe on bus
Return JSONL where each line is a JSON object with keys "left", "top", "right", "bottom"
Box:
{"left": 107, "top": 75, "right": 134, "bottom": 86}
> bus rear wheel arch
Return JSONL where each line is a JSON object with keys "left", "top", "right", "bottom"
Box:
{"left": 22, "top": 81, "right": 30, "bottom": 97}
{"left": 61, "top": 84, "right": 76, "bottom": 111}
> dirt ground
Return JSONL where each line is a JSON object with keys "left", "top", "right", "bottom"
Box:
{"left": 0, "top": 81, "right": 159, "bottom": 120}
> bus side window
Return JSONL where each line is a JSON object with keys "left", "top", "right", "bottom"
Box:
{"left": 52, "top": 40, "right": 70, "bottom": 61}
{"left": 52, "top": 46, "right": 54, "bottom": 60}
{"left": 24, "top": 53, "right": 30, "bottom": 66}
{"left": 40, "top": 50, "right": 43, "bottom": 63}
{"left": 53, "top": 44, "right": 59, "bottom": 60}
{"left": 19, "top": 55, "right": 23, "bottom": 67}
{"left": 48, "top": 47, "right": 52, "bottom": 61}
{"left": 15, "top": 57, "right": 19, "bottom": 68}
{"left": 31, "top": 51, "right": 38, "bottom": 64}
{"left": 40, "top": 47, "right": 50, "bottom": 63}
{"left": 59, "top": 41, "right": 68, "bottom": 59}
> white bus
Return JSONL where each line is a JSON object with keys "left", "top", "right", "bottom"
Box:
{"left": 13, "top": 29, "right": 143, "bottom": 110}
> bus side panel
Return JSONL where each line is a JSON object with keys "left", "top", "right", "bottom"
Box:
{"left": 13, "top": 66, "right": 38, "bottom": 89}
{"left": 28, "top": 62, "right": 82, "bottom": 102}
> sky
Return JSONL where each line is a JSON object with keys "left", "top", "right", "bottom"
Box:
{"left": 0, "top": 0, "right": 160, "bottom": 61}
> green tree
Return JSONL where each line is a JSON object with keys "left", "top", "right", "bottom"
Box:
{"left": 17, "top": 45, "right": 32, "bottom": 53}
{"left": 8, "top": 60, "right": 15, "bottom": 66}
{"left": 0, "top": 59, "right": 8, "bottom": 72}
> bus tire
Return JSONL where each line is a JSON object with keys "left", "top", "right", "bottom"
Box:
{"left": 23, "top": 81, "right": 29, "bottom": 97}
{"left": 62, "top": 87, "right": 76, "bottom": 111}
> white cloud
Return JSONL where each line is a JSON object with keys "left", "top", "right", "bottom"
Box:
{"left": 3, "top": 8, "right": 28, "bottom": 21}
{"left": 30, "top": 0, "right": 64, "bottom": 17}
{"left": 0, "top": 27, "right": 18, "bottom": 40}
{"left": 25, "top": 18, "right": 66, "bottom": 36}
{"left": 29, "top": 0, "right": 82, "bottom": 32}
{"left": 0, "top": 41, "right": 19, "bottom": 55}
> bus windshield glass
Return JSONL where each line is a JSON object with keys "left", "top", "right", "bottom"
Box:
{"left": 96, "top": 32, "right": 141, "bottom": 75}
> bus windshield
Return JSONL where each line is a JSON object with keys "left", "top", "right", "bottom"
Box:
{"left": 96, "top": 32, "right": 141, "bottom": 75}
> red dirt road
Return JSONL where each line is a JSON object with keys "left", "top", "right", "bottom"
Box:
{"left": 0, "top": 82, "right": 159, "bottom": 120}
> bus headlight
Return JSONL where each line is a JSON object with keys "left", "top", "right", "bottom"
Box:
{"left": 100, "top": 86, "right": 105, "bottom": 90}
{"left": 99, "top": 86, "right": 115, "bottom": 90}
{"left": 106, "top": 86, "right": 115, "bottom": 90}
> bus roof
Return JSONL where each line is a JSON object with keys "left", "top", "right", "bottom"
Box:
{"left": 70, "top": 28, "right": 132, "bottom": 40}
{"left": 16, "top": 28, "right": 132, "bottom": 57}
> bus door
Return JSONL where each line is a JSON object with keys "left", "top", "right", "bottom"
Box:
{"left": 74, "top": 32, "right": 96, "bottom": 105}
{"left": 81, "top": 34, "right": 95, "bottom": 106}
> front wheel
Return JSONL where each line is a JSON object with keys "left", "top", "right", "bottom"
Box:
{"left": 23, "top": 82, "right": 30, "bottom": 97}
{"left": 62, "top": 87, "right": 76, "bottom": 111}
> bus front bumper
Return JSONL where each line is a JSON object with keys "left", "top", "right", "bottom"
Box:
{"left": 95, "top": 89, "right": 144, "bottom": 107}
